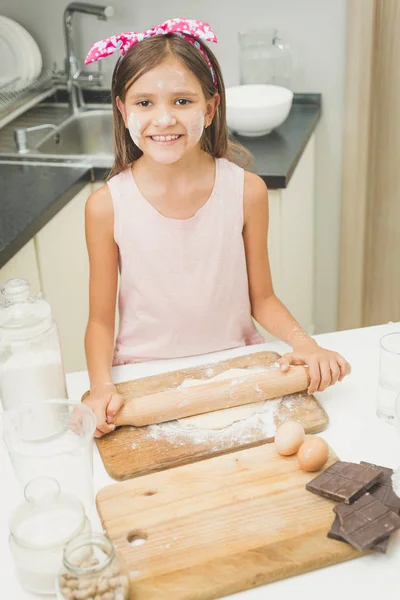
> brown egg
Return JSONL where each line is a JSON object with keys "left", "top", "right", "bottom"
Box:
{"left": 297, "top": 437, "right": 329, "bottom": 472}
{"left": 274, "top": 421, "right": 305, "bottom": 456}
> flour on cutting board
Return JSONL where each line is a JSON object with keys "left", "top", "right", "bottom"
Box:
{"left": 127, "top": 357, "right": 308, "bottom": 452}
{"left": 132, "top": 394, "right": 310, "bottom": 452}
{"left": 178, "top": 400, "right": 267, "bottom": 430}
{"left": 140, "top": 397, "right": 282, "bottom": 452}
{"left": 177, "top": 366, "right": 273, "bottom": 430}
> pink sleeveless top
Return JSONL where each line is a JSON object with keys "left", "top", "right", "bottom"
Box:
{"left": 108, "top": 158, "right": 264, "bottom": 365}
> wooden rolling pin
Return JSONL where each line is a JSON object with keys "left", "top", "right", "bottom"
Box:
{"left": 114, "top": 365, "right": 310, "bottom": 427}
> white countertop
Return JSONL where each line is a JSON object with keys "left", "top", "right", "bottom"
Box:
{"left": 1, "top": 322, "right": 400, "bottom": 599}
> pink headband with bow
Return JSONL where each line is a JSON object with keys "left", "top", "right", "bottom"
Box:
{"left": 85, "top": 17, "right": 219, "bottom": 89}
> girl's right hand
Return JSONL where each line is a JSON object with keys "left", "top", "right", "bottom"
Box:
{"left": 83, "top": 383, "right": 124, "bottom": 438}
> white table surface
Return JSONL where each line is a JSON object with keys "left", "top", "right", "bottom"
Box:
{"left": 1, "top": 322, "right": 400, "bottom": 599}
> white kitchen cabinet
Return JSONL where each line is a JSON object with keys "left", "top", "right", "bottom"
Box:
{"left": 0, "top": 239, "right": 41, "bottom": 295}
{"left": 255, "top": 135, "right": 315, "bottom": 341}
{"left": 92, "top": 181, "right": 105, "bottom": 192}
{"left": 35, "top": 184, "right": 92, "bottom": 374}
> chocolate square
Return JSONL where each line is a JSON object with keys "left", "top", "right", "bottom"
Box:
{"left": 306, "top": 461, "right": 382, "bottom": 504}
{"left": 334, "top": 492, "right": 400, "bottom": 551}
{"left": 328, "top": 515, "right": 390, "bottom": 553}
{"left": 360, "top": 461, "right": 400, "bottom": 513}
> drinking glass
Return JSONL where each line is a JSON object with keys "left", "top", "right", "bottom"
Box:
{"left": 2, "top": 400, "right": 96, "bottom": 513}
{"left": 377, "top": 332, "right": 400, "bottom": 423}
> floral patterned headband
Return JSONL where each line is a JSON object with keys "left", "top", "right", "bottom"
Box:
{"left": 85, "top": 17, "right": 219, "bottom": 89}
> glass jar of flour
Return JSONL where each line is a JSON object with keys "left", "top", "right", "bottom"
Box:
{"left": 8, "top": 477, "right": 91, "bottom": 595}
{"left": 0, "top": 278, "right": 67, "bottom": 410}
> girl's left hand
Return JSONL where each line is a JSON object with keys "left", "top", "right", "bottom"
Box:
{"left": 278, "top": 341, "right": 351, "bottom": 394}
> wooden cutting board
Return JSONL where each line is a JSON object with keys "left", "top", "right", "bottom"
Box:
{"left": 95, "top": 351, "right": 329, "bottom": 481}
{"left": 96, "top": 443, "right": 363, "bottom": 599}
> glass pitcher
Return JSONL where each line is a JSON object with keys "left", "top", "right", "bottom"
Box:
{"left": 0, "top": 278, "right": 67, "bottom": 411}
{"left": 238, "top": 28, "right": 293, "bottom": 88}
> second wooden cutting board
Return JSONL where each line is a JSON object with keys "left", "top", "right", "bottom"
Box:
{"left": 96, "top": 443, "right": 363, "bottom": 599}
{"left": 95, "top": 351, "right": 329, "bottom": 480}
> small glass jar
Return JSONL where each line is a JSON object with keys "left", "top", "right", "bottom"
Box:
{"left": 56, "top": 533, "right": 129, "bottom": 600}
{"left": 8, "top": 477, "right": 91, "bottom": 595}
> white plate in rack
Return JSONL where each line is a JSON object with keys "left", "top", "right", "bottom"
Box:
{"left": 0, "top": 16, "right": 42, "bottom": 89}
{"left": 0, "top": 19, "right": 24, "bottom": 87}
{"left": 4, "top": 17, "right": 42, "bottom": 79}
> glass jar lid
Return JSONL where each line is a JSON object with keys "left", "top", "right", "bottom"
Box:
{"left": 8, "top": 477, "right": 86, "bottom": 550}
{"left": 0, "top": 278, "right": 52, "bottom": 341}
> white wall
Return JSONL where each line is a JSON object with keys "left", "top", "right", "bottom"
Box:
{"left": 1, "top": 0, "right": 348, "bottom": 333}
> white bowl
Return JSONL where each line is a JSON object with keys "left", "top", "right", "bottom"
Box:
{"left": 226, "top": 84, "right": 294, "bottom": 137}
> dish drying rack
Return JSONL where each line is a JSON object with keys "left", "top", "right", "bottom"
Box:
{"left": 0, "top": 70, "right": 58, "bottom": 129}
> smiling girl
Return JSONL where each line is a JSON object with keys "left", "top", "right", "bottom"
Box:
{"left": 83, "top": 19, "right": 350, "bottom": 437}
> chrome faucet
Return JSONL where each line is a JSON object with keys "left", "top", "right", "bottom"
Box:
{"left": 14, "top": 124, "right": 59, "bottom": 154}
{"left": 63, "top": 2, "right": 114, "bottom": 114}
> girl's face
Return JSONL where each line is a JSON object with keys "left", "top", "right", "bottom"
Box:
{"left": 117, "top": 57, "right": 220, "bottom": 165}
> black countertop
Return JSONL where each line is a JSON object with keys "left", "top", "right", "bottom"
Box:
{"left": 0, "top": 162, "right": 92, "bottom": 268}
{"left": 0, "top": 93, "right": 321, "bottom": 269}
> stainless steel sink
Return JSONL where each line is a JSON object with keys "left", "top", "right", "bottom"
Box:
{"left": 36, "top": 108, "right": 114, "bottom": 166}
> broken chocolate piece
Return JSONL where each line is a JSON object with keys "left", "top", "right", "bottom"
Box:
{"left": 360, "top": 461, "right": 400, "bottom": 513}
{"left": 306, "top": 461, "right": 382, "bottom": 504}
{"left": 328, "top": 515, "right": 390, "bottom": 553}
{"left": 333, "top": 492, "right": 400, "bottom": 551}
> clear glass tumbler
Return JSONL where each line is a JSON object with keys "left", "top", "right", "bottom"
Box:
{"left": 392, "top": 391, "right": 400, "bottom": 495}
{"left": 377, "top": 332, "right": 400, "bottom": 423}
{"left": 2, "top": 400, "right": 96, "bottom": 513}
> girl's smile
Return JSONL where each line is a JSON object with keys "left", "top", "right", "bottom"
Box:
{"left": 148, "top": 134, "right": 183, "bottom": 144}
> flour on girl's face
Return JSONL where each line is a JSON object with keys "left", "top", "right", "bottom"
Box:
{"left": 127, "top": 113, "right": 144, "bottom": 147}
{"left": 157, "top": 111, "right": 175, "bottom": 127}
{"left": 155, "top": 71, "right": 185, "bottom": 90}
{"left": 187, "top": 111, "right": 205, "bottom": 145}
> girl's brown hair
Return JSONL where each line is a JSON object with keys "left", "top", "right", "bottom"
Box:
{"left": 108, "top": 34, "right": 251, "bottom": 179}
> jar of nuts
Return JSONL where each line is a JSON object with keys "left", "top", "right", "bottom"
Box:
{"left": 56, "top": 533, "right": 129, "bottom": 600}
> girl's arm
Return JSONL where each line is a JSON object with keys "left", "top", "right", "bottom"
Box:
{"left": 84, "top": 185, "right": 123, "bottom": 437}
{"left": 243, "top": 172, "right": 349, "bottom": 394}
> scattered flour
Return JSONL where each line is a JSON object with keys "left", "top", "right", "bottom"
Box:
{"left": 141, "top": 398, "right": 283, "bottom": 451}
{"left": 129, "top": 394, "right": 308, "bottom": 452}
{"left": 175, "top": 365, "right": 277, "bottom": 429}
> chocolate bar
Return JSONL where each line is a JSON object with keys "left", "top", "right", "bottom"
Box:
{"left": 360, "top": 461, "right": 400, "bottom": 513}
{"left": 306, "top": 461, "right": 382, "bottom": 504}
{"left": 334, "top": 492, "right": 400, "bottom": 551}
{"left": 328, "top": 515, "right": 390, "bottom": 553}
